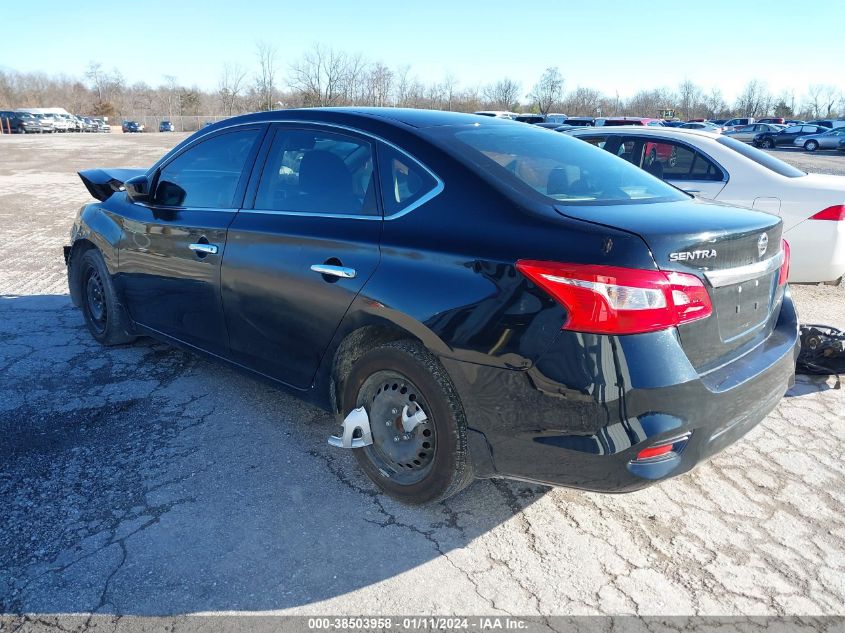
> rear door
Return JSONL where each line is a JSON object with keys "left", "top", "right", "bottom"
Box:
{"left": 116, "top": 126, "right": 265, "bottom": 355}
{"left": 221, "top": 124, "right": 383, "bottom": 388}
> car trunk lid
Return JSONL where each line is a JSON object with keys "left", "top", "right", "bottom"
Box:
{"left": 554, "top": 198, "right": 785, "bottom": 372}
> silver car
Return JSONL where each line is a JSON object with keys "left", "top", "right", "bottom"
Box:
{"left": 793, "top": 127, "right": 845, "bottom": 151}
{"left": 723, "top": 123, "right": 784, "bottom": 143}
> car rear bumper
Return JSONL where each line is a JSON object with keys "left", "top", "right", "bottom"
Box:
{"left": 442, "top": 290, "right": 799, "bottom": 492}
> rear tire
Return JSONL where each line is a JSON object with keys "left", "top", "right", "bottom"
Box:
{"left": 76, "top": 249, "right": 136, "bottom": 346}
{"left": 341, "top": 340, "right": 474, "bottom": 504}
{"left": 805, "top": 141, "right": 819, "bottom": 151}
{"left": 762, "top": 139, "right": 775, "bottom": 149}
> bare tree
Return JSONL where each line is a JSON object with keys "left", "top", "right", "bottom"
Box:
{"left": 703, "top": 87, "right": 726, "bottom": 118}
{"left": 218, "top": 63, "right": 247, "bottom": 115}
{"left": 528, "top": 67, "right": 564, "bottom": 115}
{"left": 86, "top": 63, "right": 107, "bottom": 103}
{"left": 364, "top": 62, "right": 393, "bottom": 107}
{"left": 442, "top": 73, "right": 458, "bottom": 110}
{"left": 735, "top": 80, "right": 771, "bottom": 117}
{"left": 160, "top": 75, "right": 179, "bottom": 121}
{"left": 625, "top": 88, "right": 673, "bottom": 118}
{"left": 677, "top": 79, "right": 703, "bottom": 120}
{"left": 255, "top": 41, "right": 278, "bottom": 111}
{"left": 484, "top": 78, "right": 521, "bottom": 111}
{"left": 288, "top": 44, "right": 353, "bottom": 107}
{"left": 561, "top": 86, "right": 601, "bottom": 116}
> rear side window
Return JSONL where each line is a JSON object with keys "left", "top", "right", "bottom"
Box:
{"left": 378, "top": 144, "right": 439, "bottom": 216}
{"left": 154, "top": 129, "right": 260, "bottom": 208}
{"left": 254, "top": 128, "right": 377, "bottom": 216}
{"left": 437, "top": 124, "right": 685, "bottom": 205}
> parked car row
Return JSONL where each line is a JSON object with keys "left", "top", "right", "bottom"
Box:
{"left": 1, "top": 109, "right": 110, "bottom": 133}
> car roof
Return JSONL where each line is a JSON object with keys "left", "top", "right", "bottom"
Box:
{"left": 209, "top": 107, "right": 519, "bottom": 130}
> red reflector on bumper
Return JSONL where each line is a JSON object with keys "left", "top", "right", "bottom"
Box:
{"left": 636, "top": 444, "right": 674, "bottom": 460}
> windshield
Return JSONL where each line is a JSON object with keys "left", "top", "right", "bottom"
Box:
{"left": 716, "top": 136, "right": 806, "bottom": 178}
{"left": 432, "top": 123, "right": 686, "bottom": 205}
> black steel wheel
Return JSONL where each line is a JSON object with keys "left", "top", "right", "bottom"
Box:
{"left": 84, "top": 266, "right": 108, "bottom": 335}
{"left": 357, "top": 370, "right": 436, "bottom": 486}
{"left": 341, "top": 340, "right": 474, "bottom": 504}
{"left": 75, "top": 248, "right": 136, "bottom": 346}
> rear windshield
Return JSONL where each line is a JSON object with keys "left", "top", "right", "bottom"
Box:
{"left": 716, "top": 136, "right": 806, "bottom": 178}
{"left": 432, "top": 123, "right": 686, "bottom": 205}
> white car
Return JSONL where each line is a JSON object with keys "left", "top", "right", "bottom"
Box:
{"left": 51, "top": 114, "right": 71, "bottom": 133}
{"left": 568, "top": 126, "right": 845, "bottom": 284}
{"left": 473, "top": 110, "right": 519, "bottom": 119}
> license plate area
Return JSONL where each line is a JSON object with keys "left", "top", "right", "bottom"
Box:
{"left": 712, "top": 272, "right": 776, "bottom": 342}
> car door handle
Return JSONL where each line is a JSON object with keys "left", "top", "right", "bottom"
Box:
{"left": 189, "top": 243, "right": 219, "bottom": 255}
{"left": 682, "top": 189, "right": 701, "bottom": 194}
{"left": 310, "top": 264, "right": 356, "bottom": 279}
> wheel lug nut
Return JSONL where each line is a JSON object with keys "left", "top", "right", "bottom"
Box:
{"left": 391, "top": 408, "right": 398, "bottom": 414}
{"left": 386, "top": 421, "right": 392, "bottom": 426}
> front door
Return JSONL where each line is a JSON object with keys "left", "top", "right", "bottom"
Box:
{"left": 222, "top": 124, "right": 385, "bottom": 389}
{"left": 116, "top": 126, "right": 265, "bottom": 355}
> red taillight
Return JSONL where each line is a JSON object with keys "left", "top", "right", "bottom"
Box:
{"left": 636, "top": 444, "right": 673, "bottom": 460}
{"left": 810, "top": 205, "right": 845, "bottom": 221}
{"left": 778, "top": 239, "right": 790, "bottom": 286}
{"left": 516, "top": 261, "right": 713, "bottom": 335}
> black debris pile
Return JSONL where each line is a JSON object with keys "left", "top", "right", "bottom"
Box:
{"left": 796, "top": 324, "right": 845, "bottom": 381}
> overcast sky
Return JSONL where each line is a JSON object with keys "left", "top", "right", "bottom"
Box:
{"left": 2, "top": 0, "right": 842, "bottom": 102}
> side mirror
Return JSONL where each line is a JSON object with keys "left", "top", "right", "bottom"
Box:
{"left": 124, "top": 175, "right": 151, "bottom": 203}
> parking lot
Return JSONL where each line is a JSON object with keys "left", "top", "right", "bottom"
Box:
{"left": 1, "top": 133, "right": 844, "bottom": 620}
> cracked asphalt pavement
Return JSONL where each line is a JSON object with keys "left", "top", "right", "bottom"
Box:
{"left": 1, "top": 133, "right": 844, "bottom": 620}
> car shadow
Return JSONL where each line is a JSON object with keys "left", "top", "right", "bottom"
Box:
{"left": 785, "top": 374, "right": 841, "bottom": 397}
{"left": 0, "top": 294, "right": 549, "bottom": 615}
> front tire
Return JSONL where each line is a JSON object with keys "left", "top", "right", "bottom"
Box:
{"left": 76, "top": 249, "right": 136, "bottom": 346}
{"left": 341, "top": 340, "right": 474, "bottom": 504}
{"left": 805, "top": 140, "right": 819, "bottom": 151}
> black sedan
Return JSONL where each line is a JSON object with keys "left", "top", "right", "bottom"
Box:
{"left": 753, "top": 123, "right": 828, "bottom": 148}
{"left": 65, "top": 109, "right": 798, "bottom": 504}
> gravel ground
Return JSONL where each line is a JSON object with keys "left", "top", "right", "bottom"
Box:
{"left": 0, "top": 133, "right": 843, "bottom": 625}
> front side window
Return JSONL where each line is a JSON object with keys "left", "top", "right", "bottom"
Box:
{"left": 154, "top": 129, "right": 259, "bottom": 208}
{"left": 435, "top": 124, "right": 685, "bottom": 205}
{"left": 254, "top": 128, "right": 377, "bottom": 216}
